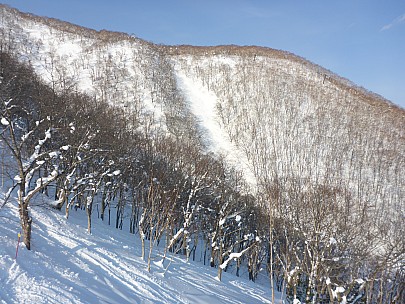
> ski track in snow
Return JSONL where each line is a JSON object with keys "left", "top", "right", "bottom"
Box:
{"left": 0, "top": 202, "right": 274, "bottom": 303}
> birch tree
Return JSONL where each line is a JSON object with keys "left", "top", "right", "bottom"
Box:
{"left": 0, "top": 103, "right": 68, "bottom": 249}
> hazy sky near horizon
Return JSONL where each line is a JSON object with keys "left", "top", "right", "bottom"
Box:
{"left": 2, "top": 0, "right": 405, "bottom": 108}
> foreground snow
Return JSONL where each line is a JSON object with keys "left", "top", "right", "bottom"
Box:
{"left": 0, "top": 200, "right": 274, "bottom": 303}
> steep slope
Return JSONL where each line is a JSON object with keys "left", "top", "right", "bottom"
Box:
{"left": 1, "top": 1, "right": 404, "bottom": 249}
{"left": 0, "top": 5, "right": 198, "bottom": 144}
{"left": 167, "top": 44, "right": 404, "bottom": 202}
{"left": 1, "top": 5, "right": 403, "bottom": 196}
{"left": 167, "top": 46, "right": 404, "bottom": 268}
{"left": 0, "top": 6, "right": 404, "bottom": 302}
{"left": 0, "top": 196, "right": 274, "bottom": 303}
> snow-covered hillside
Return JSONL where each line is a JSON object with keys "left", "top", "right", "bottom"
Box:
{"left": 0, "top": 5, "right": 404, "bottom": 303}
{"left": 1, "top": 4, "right": 403, "bottom": 196}
{"left": 0, "top": 199, "right": 274, "bottom": 304}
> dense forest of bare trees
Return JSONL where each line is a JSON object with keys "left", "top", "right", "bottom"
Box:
{"left": 171, "top": 47, "right": 404, "bottom": 303}
{"left": 0, "top": 5, "right": 404, "bottom": 303}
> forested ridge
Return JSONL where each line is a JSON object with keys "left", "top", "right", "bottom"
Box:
{"left": 0, "top": 5, "right": 404, "bottom": 303}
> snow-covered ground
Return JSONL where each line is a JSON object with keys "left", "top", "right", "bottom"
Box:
{"left": 174, "top": 67, "right": 257, "bottom": 188}
{"left": 0, "top": 7, "right": 259, "bottom": 190}
{"left": 0, "top": 196, "right": 275, "bottom": 304}
{"left": 0, "top": 8, "right": 276, "bottom": 303}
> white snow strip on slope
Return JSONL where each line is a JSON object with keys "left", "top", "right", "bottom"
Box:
{"left": 175, "top": 70, "right": 225, "bottom": 153}
{"left": 174, "top": 69, "right": 257, "bottom": 189}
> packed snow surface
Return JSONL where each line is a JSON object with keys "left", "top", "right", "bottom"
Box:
{"left": 0, "top": 200, "right": 273, "bottom": 303}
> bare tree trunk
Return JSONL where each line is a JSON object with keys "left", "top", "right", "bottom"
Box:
{"left": 54, "top": 188, "right": 67, "bottom": 211}
{"left": 86, "top": 196, "right": 93, "bottom": 234}
{"left": 217, "top": 228, "right": 223, "bottom": 281}
{"left": 269, "top": 207, "right": 275, "bottom": 304}
{"left": 100, "top": 187, "right": 107, "bottom": 221}
{"left": 19, "top": 202, "right": 32, "bottom": 250}
{"left": 139, "top": 209, "right": 147, "bottom": 260}
{"left": 141, "top": 237, "right": 145, "bottom": 260}
{"left": 17, "top": 170, "right": 33, "bottom": 250}
{"left": 147, "top": 224, "right": 153, "bottom": 272}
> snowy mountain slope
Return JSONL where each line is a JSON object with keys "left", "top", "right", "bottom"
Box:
{"left": 174, "top": 67, "right": 257, "bottom": 187}
{"left": 0, "top": 5, "right": 255, "bottom": 189}
{"left": 1, "top": 4, "right": 404, "bottom": 198}
{"left": 168, "top": 47, "right": 405, "bottom": 218}
{"left": 0, "top": 7, "right": 404, "bottom": 302}
{"left": 0, "top": 5, "right": 180, "bottom": 136}
{"left": 0, "top": 200, "right": 274, "bottom": 304}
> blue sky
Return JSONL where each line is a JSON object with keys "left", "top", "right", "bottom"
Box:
{"left": 2, "top": 0, "right": 404, "bottom": 108}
